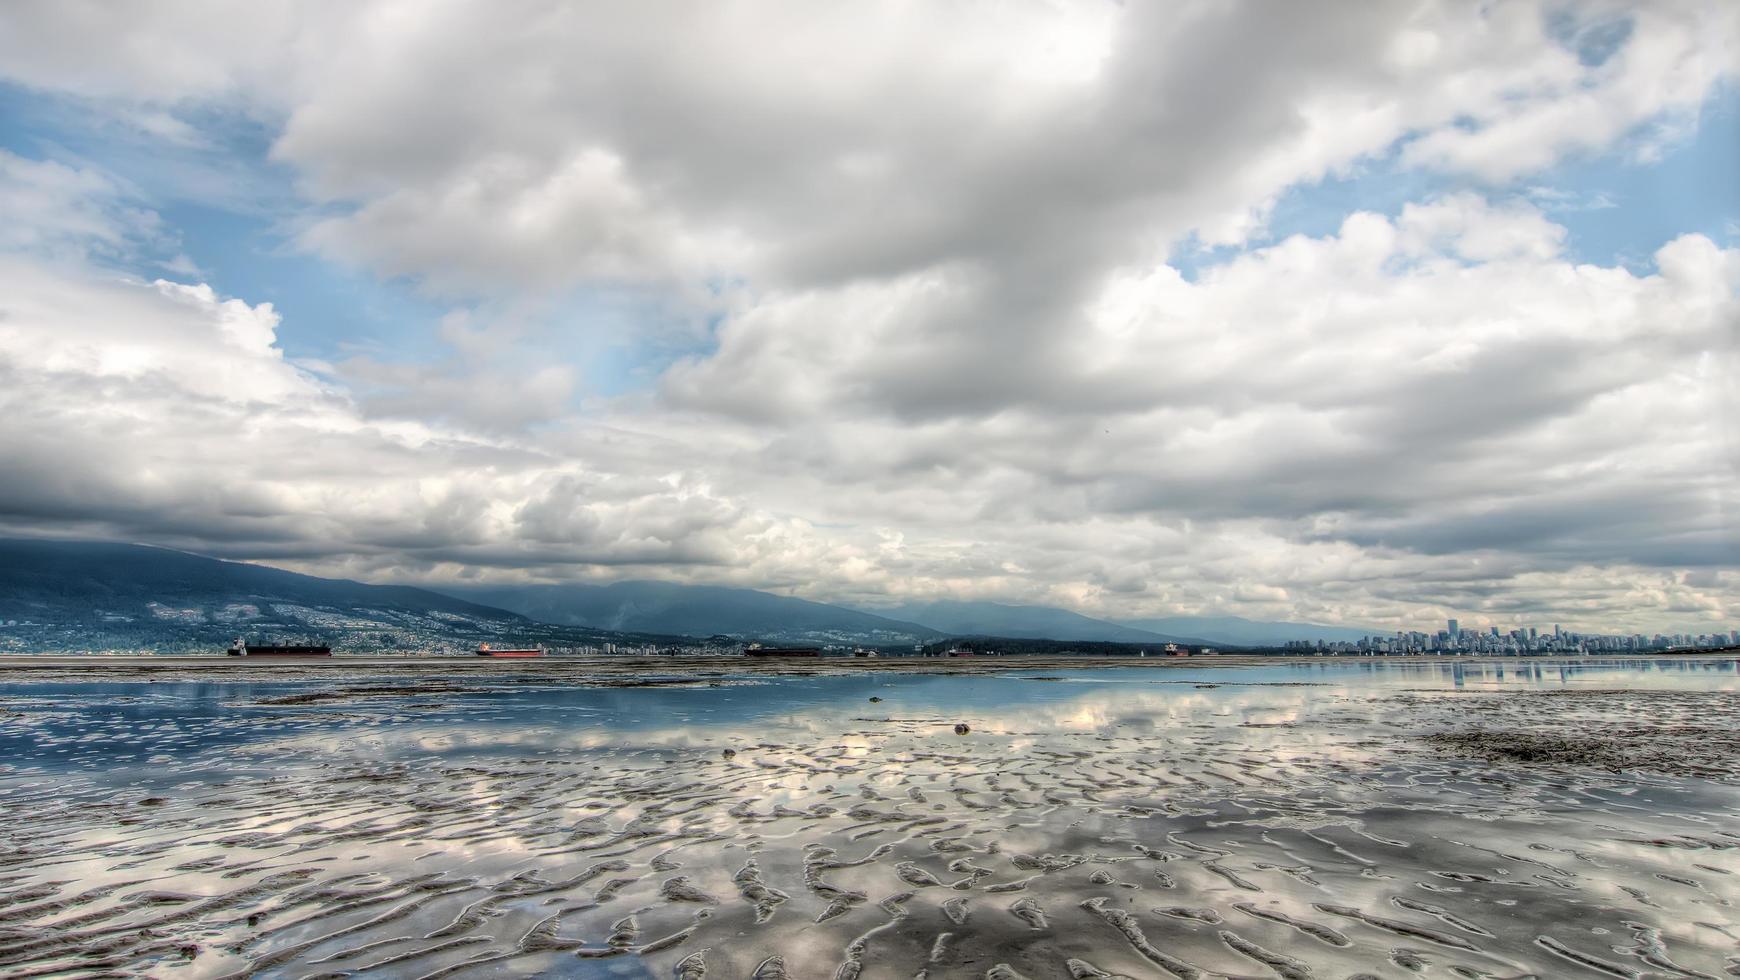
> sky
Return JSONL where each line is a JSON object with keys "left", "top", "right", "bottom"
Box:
{"left": 0, "top": 1, "right": 1735, "bottom": 636}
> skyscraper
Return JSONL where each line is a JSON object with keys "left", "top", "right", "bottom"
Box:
{"left": 1448, "top": 619, "right": 1459, "bottom": 639}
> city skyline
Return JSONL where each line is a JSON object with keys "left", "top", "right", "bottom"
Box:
{"left": 1288, "top": 617, "right": 1740, "bottom": 655}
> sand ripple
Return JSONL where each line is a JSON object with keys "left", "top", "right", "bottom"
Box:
{"left": 0, "top": 661, "right": 1736, "bottom": 977}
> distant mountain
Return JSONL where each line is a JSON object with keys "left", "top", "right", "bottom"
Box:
{"left": 872, "top": 600, "right": 1207, "bottom": 645}
{"left": 0, "top": 538, "right": 1366, "bottom": 654}
{"left": 0, "top": 539, "right": 638, "bottom": 654}
{"left": 1118, "top": 615, "right": 1378, "bottom": 647}
{"left": 453, "top": 581, "right": 942, "bottom": 646}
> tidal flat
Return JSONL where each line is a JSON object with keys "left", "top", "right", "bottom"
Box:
{"left": 0, "top": 657, "right": 1736, "bottom": 978}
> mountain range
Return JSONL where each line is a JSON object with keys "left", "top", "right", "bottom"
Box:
{"left": 0, "top": 539, "right": 648, "bottom": 654}
{"left": 453, "top": 581, "right": 941, "bottom": 646}
{"left": 0, "top": 538, "right": 1378, "bottom": 652}
{"left": 1118, "top": 615, "right": 1379, "bottom": 647}
{"left": 869, "top": 600, "right": 1208, "bottom": 645}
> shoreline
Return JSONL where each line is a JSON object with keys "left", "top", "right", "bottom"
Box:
{"left": 0, "top": 650, "right": 1731, "bottom": 682}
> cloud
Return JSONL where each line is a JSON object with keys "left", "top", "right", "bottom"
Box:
{"left": 0, "top": 1, "right": 1734, "bottom": 633}
{"left": 8, "top": 193, "right": 1726, "bottom": 632}
{"left": 4, "top": 2, "right": 1732, "bottom": 296}
{"left": 1397, "top": 4, "right": 1737, "bottom": 179}
{"left": 333, "top": 312, "right": 582, "bottom": 434}
{"left": 661, "top": 202, "right": 1736, "bottom": 601}
{"left": 0, "top": 256, "right": 790, "bottom": 568}
{"left": 0, "top": 150, "right": 160, "bottom": 258}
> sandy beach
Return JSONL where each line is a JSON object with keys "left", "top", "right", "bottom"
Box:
{"left": 1, "top": 656, "right": 1736, "bottom": 977}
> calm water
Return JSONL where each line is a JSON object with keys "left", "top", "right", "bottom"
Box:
{"left": 5, "top": 658, "right": 1735, "bottom": 776}
{"left": 0, "top": 658, "right": 1736, "bottom": 977}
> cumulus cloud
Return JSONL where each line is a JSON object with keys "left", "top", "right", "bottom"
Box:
{"left": 4, "top": 2, "right": 1732, "bottom": 293}
{"left": 655, "top": 200, "right": 1737, "bottom": 626}
{"left": 0, "top": 0, "right": 1734, "bottom": 633}
{"left": 0, "top": 254, "right": 835, "bottom": 573}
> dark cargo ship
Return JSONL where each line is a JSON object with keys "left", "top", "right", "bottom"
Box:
{"left": 228, "top": 637, "right": 332, "bottom": 657}
{"left": 744, "top": 645, "right": 821, "bottom": 658}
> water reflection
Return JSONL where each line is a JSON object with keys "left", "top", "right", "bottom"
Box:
{"left": 3, "top": 658, "right": 1734, "bottom": 776}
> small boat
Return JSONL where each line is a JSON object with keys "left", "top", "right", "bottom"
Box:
{"left": 228, "top": 637, "right": 331, "bottom": 657}
{"left": 476, "top": 643, "right": 544, "bottom": 658}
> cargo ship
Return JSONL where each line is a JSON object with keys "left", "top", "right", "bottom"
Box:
{"left": 227, "top": 637, "right": 332, "bottom": 657}
{"left": 476, "top": 643, "right": 544, "bottom": 658}
{"left": 744, "top": 645, "right": 821, "bottom": 658}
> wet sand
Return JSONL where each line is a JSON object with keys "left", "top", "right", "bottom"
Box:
{"left": 1, "top": 657, "right": 1737, "bottom": 978}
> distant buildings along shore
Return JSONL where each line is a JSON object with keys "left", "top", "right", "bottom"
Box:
{"left": 1283, "top": 621, "right": 1739, "bottom": 656}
